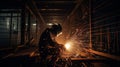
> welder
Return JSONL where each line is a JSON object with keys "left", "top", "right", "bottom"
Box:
{"left": 38, "top": 23, "right": 63, "bottom": 67}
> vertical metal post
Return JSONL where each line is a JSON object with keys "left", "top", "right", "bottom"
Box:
{"left": 21, "top": 3, "right": 26, "bottom": 45}
{"left": 28, "top": 12, "right": 31, "bottom": 46}
{"left": 35, "top": 20, "right": 37, "bottom": 41}
{"left": 9, "top": 13, "right": 13, "bottom": 47}
{"left": 89, "top": 0, "right": 92, "bottom": 49}
{"left": 16, "top": 11, "right": 19, "bottom": 45}
{"left": 100, "top": 28, "right": 102, "bottom": 51}
{"left": 107, "top": 28, "right": 110, "bottom": 53}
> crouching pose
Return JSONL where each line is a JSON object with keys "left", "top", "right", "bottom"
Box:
{"left": 38, "top": 23, "right": 63, "bottom": 67}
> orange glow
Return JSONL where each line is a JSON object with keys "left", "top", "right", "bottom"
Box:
{"left": 65, "top": 42, "right": 71, "bottom": 50}
{"left": 64, "top": 42, "right": 73, "bottom": 51}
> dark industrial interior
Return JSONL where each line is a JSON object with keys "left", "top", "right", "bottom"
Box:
{"left": 0, "top": 0, "right": 120, "bottom": 67}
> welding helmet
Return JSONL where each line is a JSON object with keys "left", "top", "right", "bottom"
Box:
{"left": 50, "top": 23, "right": 62, "bottom": 35}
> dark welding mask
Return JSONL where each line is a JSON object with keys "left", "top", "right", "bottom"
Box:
{"left": 50, "top": 23, "right": 62, "bottom": 36}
